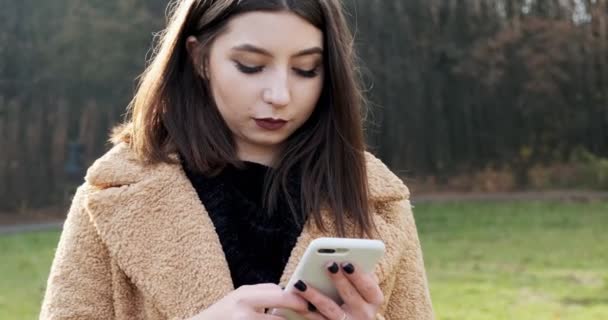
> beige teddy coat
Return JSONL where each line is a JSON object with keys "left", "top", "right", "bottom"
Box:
{"left": 40, "top": 143, "right": 434, "bottom": 319}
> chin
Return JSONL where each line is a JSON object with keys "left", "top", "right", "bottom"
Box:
{"left": 248, "top": 129, "right": 284, "bottom": 139}
{"left": 254, "top": 138, "right": 286, "bottom": 147}
{"left": 246, "top": 135, "right": 286, "bottom": 147}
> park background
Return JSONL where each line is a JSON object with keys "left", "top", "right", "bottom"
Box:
{"left": 1, "top": 0, "right": 607, "bottom": 319}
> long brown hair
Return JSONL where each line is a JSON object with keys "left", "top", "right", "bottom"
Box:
{"left": 112, "top": 0, "right": 374, "bottom": 238}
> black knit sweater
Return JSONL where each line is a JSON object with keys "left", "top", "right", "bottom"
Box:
{"left": 183, "top": 161, "right": 304, "bottom": 288}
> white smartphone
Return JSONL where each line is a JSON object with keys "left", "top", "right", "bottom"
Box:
{"left": 272, "top": 237, "right": 385, "bottom": 320}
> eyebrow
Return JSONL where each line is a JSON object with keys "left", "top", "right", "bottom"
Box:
{"left": 231, "top": 44, "right": 323, "bottom": 58}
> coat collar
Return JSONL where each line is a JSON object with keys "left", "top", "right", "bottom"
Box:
{"left": 83, "top": 143, "right": 409, "bottom": 319}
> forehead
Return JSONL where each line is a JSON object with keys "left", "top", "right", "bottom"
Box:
{"left": 216, "top": 11, "right": 323, "bottom": 52}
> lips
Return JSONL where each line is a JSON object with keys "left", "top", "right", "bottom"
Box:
{"left": 254, "top": 118, "right": 287, "bottom": 130}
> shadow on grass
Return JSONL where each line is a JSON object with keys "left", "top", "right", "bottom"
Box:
{"left": 562, "top": 297, "right": 608, "bottom": 306}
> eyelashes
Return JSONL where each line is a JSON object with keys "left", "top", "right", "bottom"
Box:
{"left": 235, "top": 62, "right": 264, "bottom": 74}
{"left": 295, "top": 68, "right": 319, "bottom": 78}
{"left": 233, "top": 61, "right": 320, "bottom": 78}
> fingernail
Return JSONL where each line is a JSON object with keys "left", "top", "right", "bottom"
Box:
{"left": 294, "top": 280, "right": 307, "bottom": 292}
{"left": 342, "top": 263, "right": 355, "bottom": 274}
{"left": 327, "top": 262, "right": 339, "bottom": 274}
{"left": 307, "top": 302, "right": 317, "bottom": 312}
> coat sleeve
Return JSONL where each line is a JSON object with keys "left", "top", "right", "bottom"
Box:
{"left": 40, "top": 185, "right": 115, "bottom": 319}
{"left": 381, "top": 199, "right": 435, "bottom": 320}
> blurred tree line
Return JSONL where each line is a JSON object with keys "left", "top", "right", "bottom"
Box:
{"left": 1, "top": 0, "right": 607, "bottom": 211}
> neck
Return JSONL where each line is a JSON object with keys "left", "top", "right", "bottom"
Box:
{"left": 236, "top": 142, "right": 282, "bottom": 168}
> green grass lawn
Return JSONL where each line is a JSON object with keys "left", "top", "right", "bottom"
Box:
{"left": 415, "top": 201, "right": 608, "bottom": 320}
{"left": 0, "top": 231, "right": 59, "bottom": 320}
{"left": 1, "top": 201, "right": 607, "bottom": 319}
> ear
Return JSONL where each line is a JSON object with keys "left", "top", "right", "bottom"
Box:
{"left": 186, "top": 36, "right": 208, "bottom": 78}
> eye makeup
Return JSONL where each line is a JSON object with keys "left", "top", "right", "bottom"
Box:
{"left": 232, "top": 59, "right": 322, "bottom": 78}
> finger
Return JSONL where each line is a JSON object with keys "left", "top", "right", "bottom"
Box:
{"left": 292, "top": 279, "right": 345, "bottom": 320}
{"left": 325, "top": 261, "right": 365, "bottom": 306}
{"left": 340, "top": 262, "right": 384, "bottom": 306}
{"left": 301, "top": 301, "right": 331, "bottom": 320}
{"left": 302, "top": 310, "right": 330, "bottom": 320}
{"left": 371, "top": 272, "right": 380, "bottom": 284}
{"left": 240, "top": 284, "right": 309, "bottom": 313}
{"left": 272, "top": 305, "right": 329, "bottom": 320}
{"left": 251, "top": 313, "right": 287, "bottom": 320}
{"left": 245, "top": 283, "right": 285, "bottom": 291}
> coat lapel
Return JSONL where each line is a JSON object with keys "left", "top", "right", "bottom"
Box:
{"left": 84, "top": 144, "right": 234, "bottom": 319}
{"left": 83, "top": 143, "right": 409, "bottom": 319}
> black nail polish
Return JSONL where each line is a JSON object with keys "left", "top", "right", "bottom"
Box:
{"left": 307, "top": 302, "right": 317, "bottom": 312}
{"left": 294, "top": 280, "right": 307, "bottom": 292}
{"left": 342, "top": 263, "right": 355, "bottom": 274}
{"left": 328, "top": 262, "right": 339, "bottom": 274}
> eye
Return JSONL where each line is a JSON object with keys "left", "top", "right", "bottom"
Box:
{"left": 294, "top": 67, "right": 320, "bottom": 78}
{"left": 234, "top": 61, "right": 264, "bottom": 74}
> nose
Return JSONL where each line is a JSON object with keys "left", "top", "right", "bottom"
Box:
{"left": 262, "top": 73, "right": 291, "bottom": 108}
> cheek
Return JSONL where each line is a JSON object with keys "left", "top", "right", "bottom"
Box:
{"left": 209, "top": 61, "right": 258, "bottom": 117}
{"left": 295, "top": 77, "right": 323, "bottom": 115}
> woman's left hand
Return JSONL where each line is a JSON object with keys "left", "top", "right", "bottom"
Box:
{"left": 291, "top": 261, "right": 384, "bottom": 320}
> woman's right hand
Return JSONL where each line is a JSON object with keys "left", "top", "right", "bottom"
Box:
{"left": 189, "top": 283, "right": 309, "bottom": 320}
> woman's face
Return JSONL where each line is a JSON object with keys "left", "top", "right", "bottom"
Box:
{"left": 190, "top": 11, "right": 324, "bottom": 165}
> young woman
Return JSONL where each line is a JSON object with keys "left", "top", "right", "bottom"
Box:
{"left": 40, "top": 1, "right": 434, "bottom": 319}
